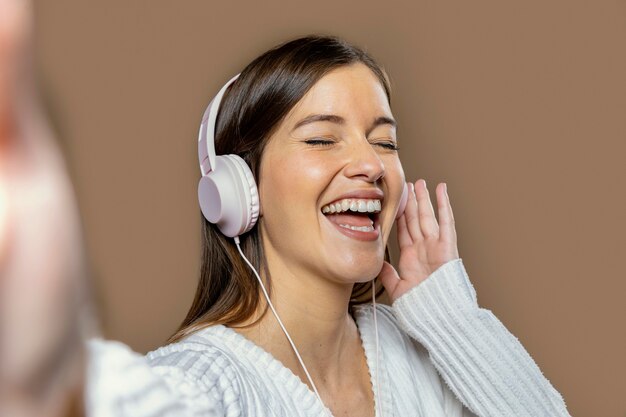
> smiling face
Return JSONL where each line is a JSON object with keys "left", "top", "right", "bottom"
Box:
{"left": 258, "top": 63, "right": 405, "bottom": 285}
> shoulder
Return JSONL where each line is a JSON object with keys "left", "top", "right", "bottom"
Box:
{"left": 85, "top": 338, "right": 221, "bottom": 417}
{"left": 146, "top": 328, "right": 243, "bottom": 385}
{"left": 145, "top": 328, "right": 245, "bottom": 416}
{"left": 147, "top": 333, "right": 238, "bottom": 375}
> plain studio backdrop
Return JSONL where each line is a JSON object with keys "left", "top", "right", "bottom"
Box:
{"left": 33, "top": 1, "right": 625, "bottom": 416}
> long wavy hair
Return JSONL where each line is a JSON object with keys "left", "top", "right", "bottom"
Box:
{"left": 168, "top": 35, "right": 393, "bottom": 343}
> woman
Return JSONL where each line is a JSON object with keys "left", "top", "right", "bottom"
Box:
{"left": 0, "top": 5, "right": 569, "bottom": 412}
{"left": 138, "top": 35, "right": 572, "bottom": 417}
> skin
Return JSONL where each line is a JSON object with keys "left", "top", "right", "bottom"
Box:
{"left": 0, "top": 1, "right": 90, "bottom": 416}
{"left": 0, "top": 2, "right": 461, "bottom": 415}
{"left": 236, "top": 63, "right": 461, "bottom": 416}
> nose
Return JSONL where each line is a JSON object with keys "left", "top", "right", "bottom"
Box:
{"left": 343, "top": 138, "right": 386, "bottom": 183}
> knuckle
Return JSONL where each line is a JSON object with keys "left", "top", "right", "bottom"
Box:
{"left": 423, "top": 230, "right": 439, "bottom": 240}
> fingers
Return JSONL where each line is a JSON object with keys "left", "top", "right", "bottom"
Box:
{"left": 396, "top": 179, "right": 455, "bottom": 243}
{"left": 0, "top": 0, "right": 33, "bottom": 151}
{"left": 437, "top": 183, "right": 456, "bottom": 243}
{"left": 403, "top": 182, "right": 423, "bottom": 242}
{"left": 396, "top": 210, "right": 413, "bottom": 249}
{"left": 415, "top": 179, "right": 439, "bottom": 239}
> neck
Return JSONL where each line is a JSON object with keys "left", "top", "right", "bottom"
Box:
{"left": 232, "top": 237, "right": 365, "bottom": 386}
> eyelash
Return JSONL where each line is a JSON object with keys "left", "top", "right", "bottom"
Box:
{"left": 304, "top": 139, "right": 400, "bottom": 151}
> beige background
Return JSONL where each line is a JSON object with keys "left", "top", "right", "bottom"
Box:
{"left": 34, "top": 1, "right": 625, "bottom": 416}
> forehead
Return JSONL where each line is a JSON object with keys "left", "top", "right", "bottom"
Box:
{"left": 286, "top": 63, "right": 392, "bottom": 123}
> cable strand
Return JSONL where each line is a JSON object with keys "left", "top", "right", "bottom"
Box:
{"left": 372, "top": 279, "right": 382, "bottom": 417}
{"left": 234, "top": 236, "right": 332, "bottom": 417}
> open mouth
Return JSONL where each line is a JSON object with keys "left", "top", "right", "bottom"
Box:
{"left": 321, "top": 198, "right": 381, "bottom": 241}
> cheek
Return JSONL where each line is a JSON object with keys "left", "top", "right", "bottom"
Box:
{"left": 379, "top": 157, "right": 406, "bottom": 241}
{"left": 386, "top": 155, "right": 406, "bottom": 186}
{"left": 259, "top": 153, "right": 334, "bottom": 226}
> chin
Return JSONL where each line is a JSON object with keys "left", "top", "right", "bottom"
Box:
{"left": 331, "top": 251, "right": 385, "bottom": 283}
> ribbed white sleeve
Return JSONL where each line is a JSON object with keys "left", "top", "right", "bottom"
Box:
{"left": 391, "top": 258, "right": 572, "bottom": 417}
{"left": 85, "top": 338, "right": 222, "bottom": 417}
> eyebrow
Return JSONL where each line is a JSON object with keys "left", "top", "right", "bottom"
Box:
{"left": 291, "top": 113, "right": 397, "bottom": 136}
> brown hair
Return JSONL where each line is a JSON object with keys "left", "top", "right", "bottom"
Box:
{"left": 168, "top": 34, "right": 392, "bottom": 343}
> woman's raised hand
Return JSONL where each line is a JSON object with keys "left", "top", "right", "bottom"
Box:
{"left": 378, "top": 180, "right": 460, "bottom": 303}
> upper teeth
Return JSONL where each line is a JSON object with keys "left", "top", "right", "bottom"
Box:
{"left": 321, "top": 199, "right": 381, "bottom": 214}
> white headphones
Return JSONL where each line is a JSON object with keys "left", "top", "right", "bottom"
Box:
{"left": 197, "top": 73, "right": 260, "bottom": 238}
{"left": 196, "top": 72, "right": 409, "bottom": 417}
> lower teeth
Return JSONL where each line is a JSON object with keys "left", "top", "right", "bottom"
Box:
{"left": 339, "top": 224, "right": 374, "bottom": 232}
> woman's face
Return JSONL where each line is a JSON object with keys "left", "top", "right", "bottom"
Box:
{"left": 258, "top": 63, "right": 405, "bottom": 285}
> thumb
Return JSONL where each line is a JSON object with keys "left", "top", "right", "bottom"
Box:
{"left": 378, "top": 261, "right": 401, "bottom": 297}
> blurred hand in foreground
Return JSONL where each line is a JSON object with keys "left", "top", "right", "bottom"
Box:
{"left": 0, "top": 1, "right": 96, "bottom": 416}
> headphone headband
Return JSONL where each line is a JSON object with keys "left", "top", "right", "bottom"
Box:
{"left": 198, "top": 73, "right": 241, "bottom": 176}
{"left": 197, "top": 72, "right": 259, "bottom": 237}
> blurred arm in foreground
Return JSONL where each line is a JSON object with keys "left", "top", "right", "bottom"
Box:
{"left": 0, "top": 3, "right": 220, "bottom": 416}
{"left": 0, "top": 1, "right": 95, "bottom": 416}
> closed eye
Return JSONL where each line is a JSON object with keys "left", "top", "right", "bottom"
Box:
{"left": 304, "top": 138, "right": 399, "bottom": 150}
{"left": 372, "top": 141, "right": 400, "bottom": 151}
{"left": 304, "top": 138, "right": 335, "bottom": 147}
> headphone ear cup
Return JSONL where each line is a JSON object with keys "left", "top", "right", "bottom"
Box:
{"left": 396, "top": 182, "right": 409, "bottom": 219}
{"left": 225, "top": 154, "right": 260, "bottom": 232}
{"left": 198, "top": 155, "right": 259, "bottom": 237}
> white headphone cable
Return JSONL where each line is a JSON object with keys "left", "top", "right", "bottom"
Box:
{"left": 372, "top": 278, "right": 382, "bottom": 417}
{"left": 234, "top": 236, "right": 383, "bottom": 417}
{"left": 234, "top": 237, "right": 332, "bottom": 417}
